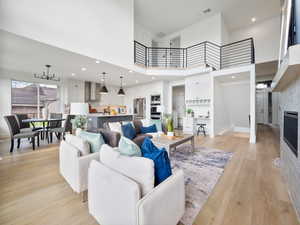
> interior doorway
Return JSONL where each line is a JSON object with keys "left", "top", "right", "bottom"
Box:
{"left": 172, "top": 85, "right": 185, "bottom": 129}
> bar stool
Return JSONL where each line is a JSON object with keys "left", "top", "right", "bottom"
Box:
{"left": 197, "top": 123, "right": 206, "bottom": 136}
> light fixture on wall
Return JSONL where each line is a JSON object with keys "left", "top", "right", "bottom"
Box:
{"left": 100, "top": 72, "right": 109, "bottom": 94}
{"left": 118, "top": 76, "right": 125, "bottom": 96}
{"left": 34, "top": 65, "right": 60, "bottom": 81}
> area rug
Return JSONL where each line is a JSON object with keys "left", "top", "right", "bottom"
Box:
{"left": 169, "top": 145, "right": 233, "bottom": 225}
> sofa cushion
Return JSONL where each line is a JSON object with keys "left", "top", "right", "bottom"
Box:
{"left": 121, "top": 122, "right": 136, "bottom": 140}
{"left": 108, "top": 122, "right": 122, "bottom": 134}
{"left": 140, "top": 124, "right": 157, "bottom": 134}
{"left": 150, "top": 119, "right": 163, "bottom": 132}
{"left": 100, "top": 144, "right": 155, "bottom": 196}
{"left": 118, "top": 136, "right": 141, "bottom": 157}
{"left": 78, "top": 131, "right": 105, "bottom": 153}
{"left": 133, "top": 120, "right": 143, "bottom": 134}
{"left": 132, "top": 134, "right": 152, "bottom": 147}
{"left": 65, "top": 134, "right": 90, "bottom": 156}
{"left": 141, "top": 137, "right": 172, "bottom": 186}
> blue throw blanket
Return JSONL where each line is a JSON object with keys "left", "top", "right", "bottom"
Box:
{"left": 141, "top": 137, "right": 172, "bottom": 186}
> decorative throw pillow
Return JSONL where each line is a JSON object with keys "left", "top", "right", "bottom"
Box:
{"left": 78, "top": 131, "right": 105, "bottom": 153}
{"left": 118, "top": 136, "right": 141, "bottom": 157}
{"left": 121, "top": 122, "right": 136, "bottom": 140}
{"left": 140, "top": 124, "right": 158, "bottom": 134}
{"left": 65, "top": 134, "right": 90, "bottom": 156}
{"left": 108, "top": 122, "right": 122, "bottom": 134}
{"left": 150, "top": 119, "right": 163, "bottom": 132}
{"left": 141, "top": 137, "right": 172, "bottom": 186}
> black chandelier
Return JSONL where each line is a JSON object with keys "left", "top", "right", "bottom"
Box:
{"left": 34, "top": 65, "right": 60, "bottom": 81}
{"left": 118, "top": 75, "right": 125, "bottom": 96}
{"left": 100, "top": 72, "right": 109, "bottom": 94}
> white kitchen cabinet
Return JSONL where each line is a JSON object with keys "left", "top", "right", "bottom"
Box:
{"left": 183, "top": 117, "right": 197, "bottom": 134}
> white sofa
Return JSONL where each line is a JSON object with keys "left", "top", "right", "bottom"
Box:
{"left": 88, "top": 144, "right": 185, "bottom": 225}
{"left": 59, "top": 135, "right": 99, "bottom": 195}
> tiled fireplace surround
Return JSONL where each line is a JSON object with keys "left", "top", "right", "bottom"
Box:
{"left": 280, "top": 76, "right": 300, "bottom": 218}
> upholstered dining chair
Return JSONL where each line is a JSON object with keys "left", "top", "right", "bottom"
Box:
{"left": 47, "top": 114, "right": 75, "bottom": 143}
{"left": 15, "top": 114, "right": 43, "bottom": 134}
{"left": 4, "top": 115, "right": 40, "bottom": 152}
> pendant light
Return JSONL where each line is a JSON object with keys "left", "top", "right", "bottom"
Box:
{"left": 118, "top": 75, "right": 125, "bottom": 96}
{"left": 100, "top": 72, "right": 108, "bottom": 94}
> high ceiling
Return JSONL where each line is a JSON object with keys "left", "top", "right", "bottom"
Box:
{"left": 135, "top": 0, "right": 281, "bottom": 35}
{"left": 0, "top": 30, "right": 177, "bottom": 87}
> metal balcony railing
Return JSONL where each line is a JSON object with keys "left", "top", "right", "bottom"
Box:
{"left": 134, "top": 38, "right": 255, "bottom": 70}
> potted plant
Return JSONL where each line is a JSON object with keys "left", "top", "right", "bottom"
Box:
{"left": 186, "top": 108, "right": 194, "bottom": 117}
{"left": 71, "top": 116, "right": 87, "bottom": 135}
{"left": 164, "top": 114, "right": 174, "bottom": 137}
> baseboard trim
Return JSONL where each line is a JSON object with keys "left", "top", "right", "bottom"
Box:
{"left": 233, "top": 126, "right": 250, "bottom": 133}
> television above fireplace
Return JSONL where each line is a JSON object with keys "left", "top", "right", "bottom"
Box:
{"left": 284, "top": 111, "right": 298, "bottom": 157}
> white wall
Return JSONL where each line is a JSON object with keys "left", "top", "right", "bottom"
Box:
{"left": 172, "top": 86, "right": 185, "bottom": 128}
{"left": 222, "top": 81, "right": 251, "bottom": 131}
{"left": 213, "top": 79, "right": 230, "bottom": 134}
{"left": 134, "top": 22, "right": 154, "bottom": 47}
{"left": 123, "top": 81, "right": 168, "bottom": 120}
{"left": 156, "top": 13, "right": 223, "bottom": 47}
{"left": 185, "top": 74, "right": 211, "bottom": 117}
{"left": 0, "top": 77, "right": 12, "bottom": 137}
{"left": 0, "top": 0, "right": 134, "bottom": 69}
{"left": 98, "top": 86, "right": 124, "bottom": 106}
{"left": 230, "top": 16, "right": 281, "bottom": 63}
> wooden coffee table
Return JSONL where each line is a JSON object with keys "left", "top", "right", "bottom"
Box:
{"left": 151, "top": 134, "right": 195, "bottom": 155}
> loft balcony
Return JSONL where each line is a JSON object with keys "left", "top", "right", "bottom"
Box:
{"left": 134, "top": 38, "right": 255, "bottom": 71}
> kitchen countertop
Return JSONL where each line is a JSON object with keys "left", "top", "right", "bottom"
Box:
{"left": 88, "top": 114, "right": 133, "bottom": 117}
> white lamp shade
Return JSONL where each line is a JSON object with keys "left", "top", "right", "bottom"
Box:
{"left": 70, "top": 103, "right": 89, "bottom": 115}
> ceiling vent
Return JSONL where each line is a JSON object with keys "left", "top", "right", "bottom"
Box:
{"left": 203, "top": 8, "right": 211, "bottom": 14}
{"left": 157, "top": 32, "right": 166, "bottom": 38}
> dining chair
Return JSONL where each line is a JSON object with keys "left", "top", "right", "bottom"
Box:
{"left": 4, "top": 115, "right": 40, "bottom": 152}
{"left": 47, "top": 114, "right": 74, "bottom": 143}
{"left": 15, "top": 114, "right": 43, "bottom": 136}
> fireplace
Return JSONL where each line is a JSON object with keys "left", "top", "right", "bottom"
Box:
{"left": 284, "top": 111, "right": 298, "bottom": 157}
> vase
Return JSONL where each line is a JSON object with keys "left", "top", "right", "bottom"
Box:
{"left": 167, "top": 132, "right": 174, "bottom": 137}
{"left": 75, "top": 128, "right": 82, "bottom": 136}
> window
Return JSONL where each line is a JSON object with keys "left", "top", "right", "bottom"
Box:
{"left": 11, "top": 80, "right": 59, "bottom": 118}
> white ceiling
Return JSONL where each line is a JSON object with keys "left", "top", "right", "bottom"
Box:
{"left": 256, "top": 60, "right": 278, "bottom": 77}
{"left": 215, "top": 72, "right": 250, "bottom": 83}
{"left": 135, "top": 0, "right": 281, "bottom": 35}
{"left": 0, "top": 30, "right": 177, "bottom": 87}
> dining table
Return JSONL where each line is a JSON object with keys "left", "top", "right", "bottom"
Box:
{"left": 22, "top": 118, "right": 66, "bottom": 140}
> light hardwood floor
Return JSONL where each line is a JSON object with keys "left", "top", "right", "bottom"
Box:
{"left": 0, "top": 125, "right": 299, "bottom": 225}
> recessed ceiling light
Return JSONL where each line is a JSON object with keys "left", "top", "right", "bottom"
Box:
{"left": 71, "top": 73, "right": 76, "bottom": 76}
{"left": 81, "top": 67, "right": 87, "bottom": 71}
{"left": 231, "top": 76, "right": 236, "bottom": 79}
{"left": 129, "top": 70, "right": 133, "bottom": 73}
{"left": 95, "top": 60, "right": 100, "bottom": 64}
{"left": 251, "top": 17, "right": 256, "bottom": 22}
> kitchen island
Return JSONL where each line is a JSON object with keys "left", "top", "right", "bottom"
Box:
{"left": 87, "top": 114, "right": 134, "bottom": 130}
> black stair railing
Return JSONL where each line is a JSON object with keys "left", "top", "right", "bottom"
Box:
{"left": 134, "top": 38, "right": 255, "bottom": 70}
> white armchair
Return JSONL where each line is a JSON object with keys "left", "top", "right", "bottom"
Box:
{"left": 88, "top": 159, "right": 185, "bottom": 225}
{"left": 59, "top": 139, "right": 99, "bottom": 195}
